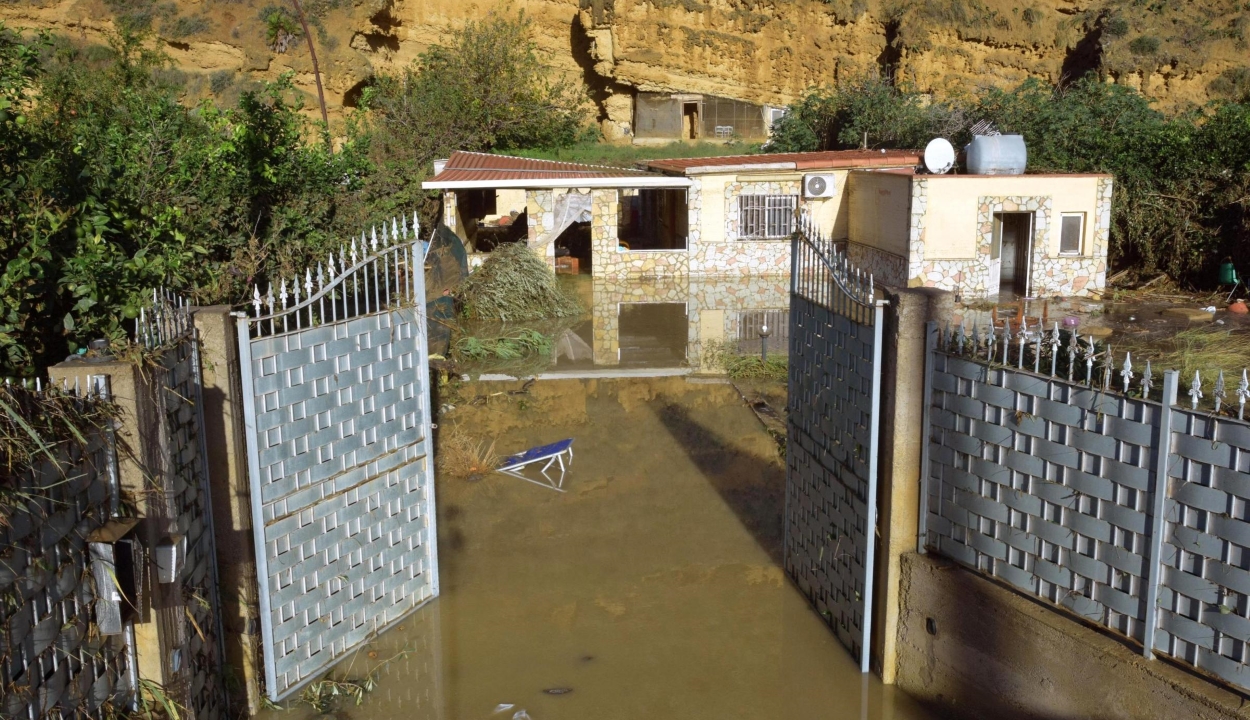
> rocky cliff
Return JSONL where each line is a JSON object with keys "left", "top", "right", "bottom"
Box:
{"left": 4, "top": 0, "right": 1247, "bottom": 134}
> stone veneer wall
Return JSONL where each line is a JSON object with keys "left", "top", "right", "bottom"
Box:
{"left": 906, "top": 178, "right": 928, "bottom": 283}
{"left": 590, "top": 189, "right": 690, "bottom": 277}
{"left": 1029, "top": 177, "right": 1112, "bottom": 296}
{"left": 443, "top": 191, "right": 459, "bottom": 233}
{"left": 908, "top": 183, "right": 1112, "bottom": 299}
{"left": 846, "top": 241, "right": 908, "bottom": 289}
{"left": 686, "top": 180, "right": 796, "bottom": 276}
{"left": 526, "top": 189, "right": 554, "bottom": 248}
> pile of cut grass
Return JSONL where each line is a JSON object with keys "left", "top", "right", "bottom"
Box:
{"left": 454, "top": 243, "right": 581, "bottom": 322}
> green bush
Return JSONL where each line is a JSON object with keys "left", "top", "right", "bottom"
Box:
{"left": 1129, "top": 35, "right": 1161, "bottom": 55}
{"left": 0, "top": 28, "right": 368, "bottom": 375}
{"left": 162, "top": 15, "right": 212, "bottom": 39}
{"left": 344, "top": 11, "right": 593, "bottom": 227}
{"left": 765, "top": 72, "right": 967, "bottom": 152}
{"left": 765, "top": 73, "right": 1250, "bottom": 287}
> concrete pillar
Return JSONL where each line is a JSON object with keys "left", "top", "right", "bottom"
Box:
{"left": 192, "top": 307, "right": 263, "bottom": 714}
{"left": 872, "top": 287, "right": 953, "bottom": 683}
{"left": 49, "top": 359, "right": 169, "bottom": 690}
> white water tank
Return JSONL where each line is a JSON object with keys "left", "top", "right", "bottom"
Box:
{"left": 966, "top": 134, "right": 1027, "bottom": 175}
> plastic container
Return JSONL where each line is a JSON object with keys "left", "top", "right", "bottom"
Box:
{"left": 1219, "top": 261, "right": 1239, "bottom": 285}
{"left": 966, "top": 135, "right": 1028, "bottom": 175}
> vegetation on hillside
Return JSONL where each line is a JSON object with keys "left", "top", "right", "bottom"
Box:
{"left": 767, "top": 74, "right": 1250, "bottom": 286}
{"left": 0, "top": 14, "right": 590, "bottom": 377}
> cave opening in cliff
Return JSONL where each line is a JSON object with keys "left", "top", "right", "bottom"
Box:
{"left": 619, "top": 189, "right": 688, "bottom": 252}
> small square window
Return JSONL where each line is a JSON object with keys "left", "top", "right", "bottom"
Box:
{"left": 1060, "top": 213, "right": 1085, "bottom": 255}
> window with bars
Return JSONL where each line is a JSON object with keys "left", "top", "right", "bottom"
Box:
{"left": 737, "top": 194, "right": 797, "bottom": 240}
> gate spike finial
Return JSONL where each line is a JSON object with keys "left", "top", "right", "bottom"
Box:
{"left": 371, "top": 225, "right": 379, "bottom": 253}
{"left": 352, "top": 236, "right": 360, "bottom": 266}
{"left": 392, "top": 216, "right": 400, "bottom": 245}
{"left": 1238, "top": 369, "right": 1249, "bottom": 420}
{"left": 279, "top": 279, "right": 288, "bottom": 309}
{"left": 317, "top": 262, "right": 325, "bottom": 290}
{"left": 413, "top": 210, "right": 420, "bottom": 237}
{"left": 1142, "top": 360, "right": 1153, "bottom": 400}
{"left": 292, "top": 280, "right": 301, "bottom": 308}
{"left": 1190, "top": 370, "right": 1204, "bottom": 409}
{"left": 1215, "top": 370, "right": 1227, "bottom": 413}
{"left": 305, "top": 269, "right": 314, "bottom": 298}
{"left": 252, "top": 285, "right": 262, "bottom": 317}
{"left": 1120, "top": 352, "right": 1134, "bottom": 393}
{"left": 401, "top": 212, "right": 409, "bottom": 239}
{"left": 265, "top": 284, "right": 275, "bottom": 313}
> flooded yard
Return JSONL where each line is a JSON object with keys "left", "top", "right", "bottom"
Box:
{"left": 261, "top": 377, "right": 931, "bottom": 719}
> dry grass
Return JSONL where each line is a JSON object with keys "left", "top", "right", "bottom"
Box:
{"left": 1131, "top": 328, "right": 1250, "bottom": 380}
{"left": 436, "top": 423, "right": 498, "bottom": 479}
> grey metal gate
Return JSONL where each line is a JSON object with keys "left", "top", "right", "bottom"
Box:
{"left": 784, "top": 217, "right": 886, "bottom": 672}
{"left": 237, "top": 217, "right": 438, "bottom": 701}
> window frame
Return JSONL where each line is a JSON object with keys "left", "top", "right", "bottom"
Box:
{"left": 737, "top": 194, "right": 798, "bottom": 241}
{"left": 1059, "top": 212, "right": 1086, "bottom": 256}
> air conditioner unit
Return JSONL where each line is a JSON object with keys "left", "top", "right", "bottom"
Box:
{"left": 803, "top": 173, "right": 836, "bottom": 199}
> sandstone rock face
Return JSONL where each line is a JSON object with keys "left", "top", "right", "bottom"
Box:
{"left": 3, "top": 0, "right": 1247, "bottom": 129}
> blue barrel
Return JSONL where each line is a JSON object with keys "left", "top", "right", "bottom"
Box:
{"left": 966, "top": 135, "right": 1028, "bottom": 175}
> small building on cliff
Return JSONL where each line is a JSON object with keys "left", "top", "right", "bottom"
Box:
{"left": 422, "top": 150, "right": 1112, "bottom": 299}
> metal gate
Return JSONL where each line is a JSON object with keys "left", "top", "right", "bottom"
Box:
{"left": 784, "top": 219, "right": 885, "bottom": 671}
{"left": 237, "top": 218, "right": 438, "bottom": 701}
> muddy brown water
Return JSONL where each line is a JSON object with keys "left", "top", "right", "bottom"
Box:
{"left": 259, "top": 378, "right": 933, "bottom": 719}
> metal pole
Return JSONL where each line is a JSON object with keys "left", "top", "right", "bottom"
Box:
{"left": 917, "top": 321, "right": 937, "bottom": 554}
{"left": 860, "top": 298, "right": 888, "bottom": 673}
{"left": 1141, "top": 369, "right": 1178, "bottom": 660}
{"left": 235, "top": 314, "right": 281, "bottom": 701}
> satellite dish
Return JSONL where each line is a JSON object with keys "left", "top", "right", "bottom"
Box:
{"left": 924, "top": 138, "right": 956, "bottom": 174}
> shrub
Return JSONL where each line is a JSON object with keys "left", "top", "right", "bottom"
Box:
{"left": 0, "top": 27, "right": 369, "bottom": 375}
{"left": 1129, "top": 35, "right": 1161, "bottom": 55}
{"left": 1104, "top": 16, "right": 1130, "bottom": 38}
{"left": 162, "top": 15, "right": 212, "bottom": 39}
{"left": 345, "top": 11, "right": 592, "bottom": 227}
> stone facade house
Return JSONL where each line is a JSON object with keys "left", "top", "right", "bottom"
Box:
{"left": 423, "top": 150, "right": 1112, "bottom": 299}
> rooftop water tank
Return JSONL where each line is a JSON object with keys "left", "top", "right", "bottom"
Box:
{"left": 965, "top": 134, "right": 1027, "bottom": 175}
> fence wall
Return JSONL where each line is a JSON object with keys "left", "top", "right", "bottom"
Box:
{"left": 0, "top": 395, "right": 134, "bottom": 719}
{"left": 923, "top": 322, "right": 1250, "bottom": 693}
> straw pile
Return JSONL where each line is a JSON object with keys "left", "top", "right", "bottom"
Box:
{"left": 454, "top": 243, "right": 581, "bottom": 321}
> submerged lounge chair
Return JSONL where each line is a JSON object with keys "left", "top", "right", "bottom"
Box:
{"left": 496, "top": 438, "right": 575, "bottom": 492}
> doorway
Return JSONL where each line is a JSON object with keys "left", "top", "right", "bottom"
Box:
{"left": 992, "top": 212, "right": 1033, "bottom": 297}
{"left": 682, "top": 102, "right": 700, "bottom": 140}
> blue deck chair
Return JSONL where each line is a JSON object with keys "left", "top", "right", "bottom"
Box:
{"left": 496, "top": 439, "right": 575, "bottom": 492}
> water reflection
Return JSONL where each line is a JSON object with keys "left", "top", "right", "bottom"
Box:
{"left": 259, "top": 378, "right": 933, "bottom": 720}
{"left": 547, "top": 274, "right": 790, "bottom": 372}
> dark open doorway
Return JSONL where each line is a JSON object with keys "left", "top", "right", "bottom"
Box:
{"left": 993, "top": 212, "right": 1033, "bottom": 297}
{"left": 682, "top": 102, "right": 700, "bottom": 140}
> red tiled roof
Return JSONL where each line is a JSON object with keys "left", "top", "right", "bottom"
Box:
{"left": 644, "top": 149, "right": 922, "bottom": 174}
{"left": 428, "top": 151, "right": 656, "bottom": 184}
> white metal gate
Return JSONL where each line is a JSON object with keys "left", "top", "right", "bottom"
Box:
{"left": 237, "top": 217, "right": 438, "bottom": 701}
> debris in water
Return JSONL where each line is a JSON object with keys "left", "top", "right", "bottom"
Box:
{"left": 513, "top": 711, "right": 532, "bottom": 720}
{"left": 580, "top": 655, "right": 594, "bottom": 662}
{"left": 543, "top": 687, "right": 573, "bottom": 695}
{"left": 493, "top": 704, "right": 514, "bottom": 714}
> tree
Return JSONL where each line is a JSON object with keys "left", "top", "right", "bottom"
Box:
{"left": 350, "top": 12, "right": 592, "bottom": 224}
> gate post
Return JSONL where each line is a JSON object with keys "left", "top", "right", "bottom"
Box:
{"left": 192, "top": 306, "right": 264, "bottom": 714}
{"left": 872, "top": 287, "right": 953, "bottom": 684}
{"left": 50, "top": 359, "right": 168, "bottom": 690}
{"left": 1142, "top": 369, "right": 1179, "bottom": 660}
